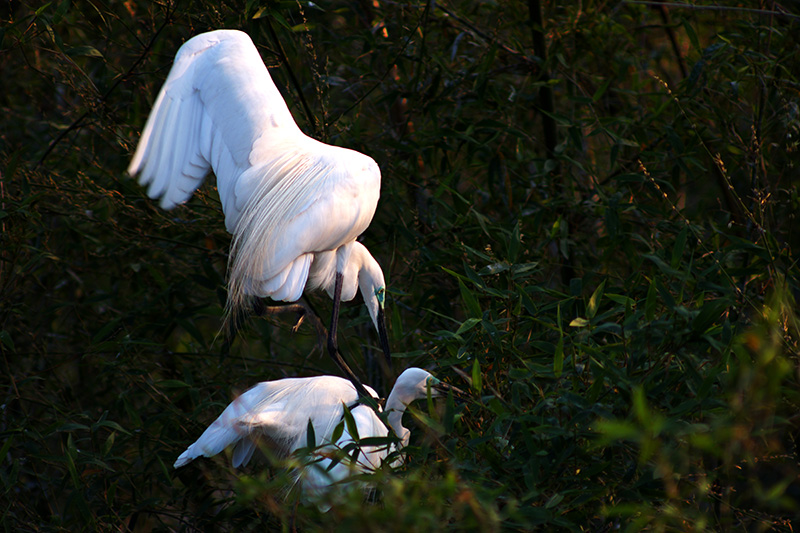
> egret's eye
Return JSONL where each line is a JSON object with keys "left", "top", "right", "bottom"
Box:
{"left": 426, "top": 376, "right": 440, "bottom": 386}
{"left": 375, "top": 286, "right": 386, "bottom": 306}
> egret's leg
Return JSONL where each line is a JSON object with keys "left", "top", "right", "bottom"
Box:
{"left": 327, "top": 272, "right": 373, "bottom": 400}
{"left": 327, "top": 272, "right": 343, "bottom": 355}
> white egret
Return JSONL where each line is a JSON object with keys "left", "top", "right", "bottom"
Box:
{"left": 174, "top": 368, "right": 460, "bottom": 507}
{"left": 127, "top": 29, "right": 391, "bottom": 393}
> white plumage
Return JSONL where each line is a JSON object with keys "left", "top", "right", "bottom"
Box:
{"left": 174, "top": 368, "right": 455, "bottom": 508}
{"left": 173, "top": 374, "right": 379, "bottom": 469}
{"left": 128, "top": 29, "right": 390, "bottom": 369}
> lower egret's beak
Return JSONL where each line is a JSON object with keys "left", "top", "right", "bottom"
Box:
{"left": 433, "top": 380, "right": 468, "bottom": 400}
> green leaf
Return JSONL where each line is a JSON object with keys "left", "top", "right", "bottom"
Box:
{"left": 592, "top": 77, "right": 613, "bottom": 102}
{"left": 58, "top": 422, "right": 90, "bottom": 432}
{"left": 456, "top": 317, "right": 481, "bottom": 335}
{"left": 35, "top": 2, "right": 53, "bottom": 16}
{"left": 93, "top": 420, "right": 131, "bottom": 435}
{"left": 632, "top": 387, "right": 648, "bottom": 424}
{"left": 596, "top": 420, "right": 640, "bottom": 442}
{"left": 0, "top": 330, "right": 14, "bottom": 350}
{"left": 290, "top": 23, "right": 316, "bottom": 32}
{"left": 671, "top": 226, "right": 688, "bottom": 269}
{"left": 306, "top": 419, "right": 317, "bottom": 448}
{"left": 0, "top": 435, "right": 14, "bottom": 464}
{"left": 53, "top": 0, "right": 69, "bottom": 23}
{"left": 330, "top": 420, "right": 344, "bottom": 445}
{"left": 342, "top": 405, "right": 359, "bottom": 440}
{"left": 586, "top": 280, "right": 605, "bottom": 319}
{"left": 458, "top": 279, "right": 482, "bottom": 318}
{"left": 471, "top": 358, "right": 483, "bottom": 394}
{"left": 91, "top": 319, "right": 120, "bottom": 343}
{"left": 692, "top": 298, "right": 730, "bottom": 333}
{"left": 643, "top": 253, "right": 683, "bottom": 277}
{"left": 65, "top": 433, "right": 80, "bottom": 489}
{"left": 508, "top": 219, "right": 521, "bottom": 262}
{"left": 570, "top": 317, "right": 589, "bottom": 328}
{"left": 66, "top": 45, "right": 104, "bottom": 58}
{"left": 683, "top": 20, "right": 700, "bottom": 50}
{"left": 103, "top": 432, "right": 116, "bottom": 456}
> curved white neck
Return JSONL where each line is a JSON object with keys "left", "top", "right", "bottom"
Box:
{"left": 385, "top": 391, "right": 412, "bottom": 448}
{"left": 386, "top": 407, "right": 410, "bottom": 448}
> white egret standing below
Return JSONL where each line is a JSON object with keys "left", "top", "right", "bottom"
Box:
{"left": 173, "top": 368, "right": 460, "bottom": 508}
{"left": 127, "top": 29, "right": 391, "bottom": 395}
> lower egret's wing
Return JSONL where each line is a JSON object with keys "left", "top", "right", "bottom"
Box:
{"left": 173, "top": 380, "right": 292, "bottom": 468}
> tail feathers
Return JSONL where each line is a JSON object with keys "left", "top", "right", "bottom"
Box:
{"left": 173, "top": 418, "right": 247, "bottom": 468}
{"left": 173, "top": 385, "right": 282, "bottom": 469}
{"left": 258, "top": 253, "right": 313, "bottom": 302}
{"left": 232, "top": 438, "right": 257, "bottom": 468}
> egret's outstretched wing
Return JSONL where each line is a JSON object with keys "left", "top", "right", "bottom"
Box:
{"left": 128, "top": 29, "right": 302, "bottom": 231}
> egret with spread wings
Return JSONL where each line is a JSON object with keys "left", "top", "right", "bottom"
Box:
{"left": 128, "top": 30, "right": 391, "bottom": 392}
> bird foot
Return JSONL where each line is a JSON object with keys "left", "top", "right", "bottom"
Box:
{"left": 257, "top": 301, "right": 327, "bottom": 350}
{"left": 290, "top": 309, "right": 305, "bottom": 333}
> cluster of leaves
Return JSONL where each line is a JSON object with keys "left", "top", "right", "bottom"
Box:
{"left": 2, "top": 0, "right": 800, "bottom": 530}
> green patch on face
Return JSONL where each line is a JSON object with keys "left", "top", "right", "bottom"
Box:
{"left": 375, "top": 286, "right": 386, "bottom": 307}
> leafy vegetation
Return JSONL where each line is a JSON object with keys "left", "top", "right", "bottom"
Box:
{"left": 3, "top": 0, "right": 800, "bottom": 530}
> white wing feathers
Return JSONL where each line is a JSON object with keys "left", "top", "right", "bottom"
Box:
{"left": 128, "top": 29, "right": 302, "bottom": 229}
{"left": 173, "top": 376, "right": 379, "bottom": 469}
{"left": 227, "top": 148, "right": 379, "bottom": 309}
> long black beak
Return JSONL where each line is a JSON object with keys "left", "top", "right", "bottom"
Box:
{"left": 433, "top": 380, "right": 468, "bottom": 400}
{"left": 376, "top": 306, "right": 392, "bottom": 371}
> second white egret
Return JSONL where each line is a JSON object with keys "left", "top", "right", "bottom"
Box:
{"left": 174, "top": 368, "right": 460, "bottom": 508}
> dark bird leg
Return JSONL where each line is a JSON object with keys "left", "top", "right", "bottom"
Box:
{"left": 327, "top": 272, "right": 373, "bottom": 402}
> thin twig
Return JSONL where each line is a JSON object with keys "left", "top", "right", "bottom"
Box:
{"left": 527, "top": 0, "right": 558, "bottom": 160}
{"left": 262, "top": 16, "right": 320, "bottom": 138}
{"left": 329, "top": 0, "right": 433, "bottom": 126}
{"left": 36, "top": 5, "right": 175, "bottom": 168}
{"left": 655, "top": 2, "right": 687, "bottom": 79}
{"left": 435, "top": 1, "right": 537, "bottom": 66}
{"left": 624, "top": 1, "right": 800, "bottom": 22}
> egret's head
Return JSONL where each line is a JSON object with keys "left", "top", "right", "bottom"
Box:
{"left": 391, "top": 368, "right": 464, "bottom": 405}
{"left": 358, "top": 264, "right": 386, "bottom": 332}
{"left": 356, "top": 249, "right": 392, "bottom": 367}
